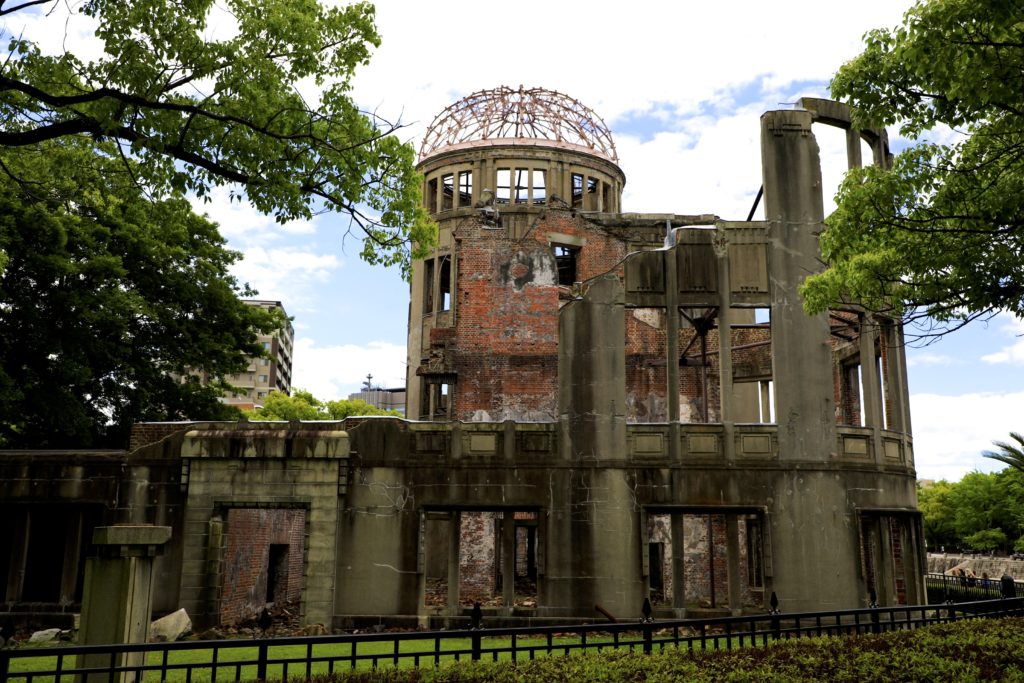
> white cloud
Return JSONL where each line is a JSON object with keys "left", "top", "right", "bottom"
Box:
{"left": 230, "top": 246, "right": 338, "bottom": 304}
{"left": 190, "top": 187, "right": 318, "bottom": 245}
{"left": 351, "top": 0, "right": 915, "bottom": 155}
{"left": 911, "top": 392, "right": 1024, "bottom": 481}
{"left": 981, "top": 315, "right": 1024, "bottom": 365}
{"left": 906, "top": 352, "right": 957, "bottom": 368}
{"left": 291, "top": 338, "right": 406, "bottom": 400}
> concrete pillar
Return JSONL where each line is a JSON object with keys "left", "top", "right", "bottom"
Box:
{"left": 501, "top": 513, "right": 515, "bottom": 613}
{"left": 665, "top": 248, "right": 682, "bottom": 461}
{"left": 77, "top": 525, "right": 171, "bottom": 683}
{"left": 858, "top": 315, "right": 883, "bottom": 429}
{"left": 447, "top": 512, "right": 461, "bottom": 613}
{"left": 557, "top": 274, "right": 626, "bottom": 461}
{"left": 670, "top": 514, "right": 686, "bottom": 615}
{"left": 5, "top": 507, "right": 29, "bottom": 602}
{"left": 761, "top": 109, "right": 857, "bottom": 611}
{"left": 845, "top": 128, "right": 862, "bottom": 169}
{"left": 726, "top": 516, "right": 742, "bottom": 614}
{"left": 716, "top": 239, "right": 736, "bottom": 460}
{"left": 59, "top": 511, "right": 84, "bottom": 605}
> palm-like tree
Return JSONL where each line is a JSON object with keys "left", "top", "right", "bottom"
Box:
{"left": 983, "top": 432, "right": 1024, "bottom": 473}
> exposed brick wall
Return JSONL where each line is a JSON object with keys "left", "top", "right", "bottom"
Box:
{"left": 458, "top": 511, "right": 497, "bottom": 604}
{"left": 219, "top": 507, "right": 306, "bottom": 626}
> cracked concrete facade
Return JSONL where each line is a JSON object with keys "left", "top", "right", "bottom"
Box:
{"left": 0, "top": 94, "right": 923, "bottom": 629}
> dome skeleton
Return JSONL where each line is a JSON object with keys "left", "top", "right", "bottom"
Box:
{"left": 419, "top": 86, "right": 618, "bottom": 163}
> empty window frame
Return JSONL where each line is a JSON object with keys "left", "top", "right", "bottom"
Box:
{"left": 441, "top": 173, "right": 455, "bottom": 211}
{"left": 513, "top": 169, "right": 530, "bottom": 204}
{"left": 571, "top": 173, "right": 584, "bottom": 208}
{"left": 458, "top": 170, "right": 473, "bottom": 207}
{"left": 426, "top": 177, "right": 439, "bottom": 213}
{"left": 423, "top": 258, "right": 435, "bottom": 314}
{"left": 439, "top": 254, "right": 451, "bottom": 311}
{"left": 553, "top": 245, "right": 579, "bottom": 286}
{"left": 422, "top": 380, "right": 452, "bottom": 420}
{"left": 496, "top": 168, "right": 511, "bottom": 204}
{"left": 532, "top": 170, "right": 546, "bottom": 205}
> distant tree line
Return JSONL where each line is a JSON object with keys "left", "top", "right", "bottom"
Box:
{"left": 244, "top": 389, "right": 400, "bottom": 421}
{"left": 919, "top": 467, "right": 1024, "bottom": 555}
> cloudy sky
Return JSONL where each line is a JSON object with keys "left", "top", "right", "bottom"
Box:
{"left": 6, "top": 0, "right": 1023, "bottom": 482}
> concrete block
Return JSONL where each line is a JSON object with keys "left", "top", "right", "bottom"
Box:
{"left": 151, "top": 608, "right": 192, "bottom": 642}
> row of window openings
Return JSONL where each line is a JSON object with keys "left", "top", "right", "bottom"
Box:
{"left": 426, "top": 171, "right": 604, "bottom": 212}
{"left": 421, "top": 511, "right": 765, "bottom": 610}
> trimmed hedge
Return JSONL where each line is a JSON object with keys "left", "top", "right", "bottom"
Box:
{"left": 319, "top": 617, "right": 1024, "bottom": 682}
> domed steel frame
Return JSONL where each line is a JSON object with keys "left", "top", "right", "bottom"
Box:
{"left": 419, "top": 86, "right": 618, "bottom": 163}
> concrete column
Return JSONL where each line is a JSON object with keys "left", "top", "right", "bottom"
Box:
{"left": 59, "top": 511, "right": 84, "bottom": 605}
{"left": 502, "top": 513, "right": 515, "bottom": 613}
{"left": 670, "top": 514, "right": 686, "bottom": 615}
{"left": 876, "top": 517, "right": 896, "bottom": 605}
{"left": 447, "top": 512, "right": 461, "bottom": 613}
{"left": 845, "top": 128, "right": 863, "bottom": 169}
{"left": 881, "top": 321, "right": 910, "bottom": 433}
{"left": 716, "top": 238, "right": 736, "bottom": 460}
{"left": 726, "top": 516, "right": 742, "bottom": 614}
{"left": 666, "top": 248, "right": 681, "bottom": 461}
{"left": 77, "top": 525, "right": 171, "bottom": 683}
{"left": 858, "top": 315, "right": 886, "bottom": 465}
{"left": 858, "top": 315, "right": 883, "bottom": 429}
{"left": 761, "top": 109, "right": 856, "bottom": 611}
{"left": 6, "top": 507, "right": 29, "bottom": 602}
{"left": 557, "top": 274, "right": 626, "bottom": 461}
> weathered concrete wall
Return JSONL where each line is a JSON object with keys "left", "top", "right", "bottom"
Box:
{"left": 177, "top": 424, "right": 347, "bottom": 628}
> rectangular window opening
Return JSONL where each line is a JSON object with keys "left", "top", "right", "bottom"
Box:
{"left": 496, "top": 168, "right": 511, "bottom": 204}
{"left": 441, "top": 173, "right": 454, "bottom": 211}
{"left": 532, "top": 169, "right": 546, "bottom": 205}
{"left": 427, "top": 177, "right": 439, "bottom": 214}
{"left": 423, "top": 258, "right": 435, "bottom": 314}
{"left": 513, "top": 168, "right": 529, "bottom": 204}
{"left": 266, "top": 543, "right": 289, "bottom": 604}
{"left": 571, "top": 173, "right": 584, "bottom": 208}
{"left": 553, "top": 245, "right": 579, "bottom": 286}
{"left": 439, "top": 255, "right": 451, "bottom": 311}
{"left": 458, "top": 170, "right": 473, "bottom": 207}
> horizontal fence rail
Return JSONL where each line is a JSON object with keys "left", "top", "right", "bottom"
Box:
{"left": 925, "top": 571, "right": 1023, "bottom": 603}
{"left": 4, "top": 597, "right": 1024, "bottom": 682}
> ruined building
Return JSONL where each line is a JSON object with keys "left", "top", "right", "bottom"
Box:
{"left": 0, "top": 89, "right": 923, "bottom": 630}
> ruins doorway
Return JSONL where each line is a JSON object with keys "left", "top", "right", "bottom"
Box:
{"left": 217, "top": 507, "right": 306, "bottom": 626}
{"left": 645, "top": 509, "right": 765, "bottom": 611}
{"left": 859, "top": 512, "right": 924, "bottom": 606}
{"left": 422, "top": 509, "right": 539, "bottom": 611}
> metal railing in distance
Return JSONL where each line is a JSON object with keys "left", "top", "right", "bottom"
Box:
{"left": 3, "top": 597, "right": 1024, "bottom": 683}
{"left": 924, "top": 572, "right": 1023, "bottom": 603}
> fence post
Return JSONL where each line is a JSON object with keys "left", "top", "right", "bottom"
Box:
{"left": 470, "top": 601, "right": 483, "bottom": 661}
{"left": 769, "top": 591, "right": 781, "bottom": 641}
{"left": 257, "top": 641, "right": 268, "bottom": 681}
{"left": 642, "top": 620, "right": 653, "bottom": 654}
{"left": 0, "top": 648, "right": 9, "bottom": 683}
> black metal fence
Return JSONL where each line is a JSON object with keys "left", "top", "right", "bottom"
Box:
{"left": 4, "top": 596, "right": 1024, "bottom": 682}
{"left": 925, "top": 571, "right": 1022, "bottom": 603}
